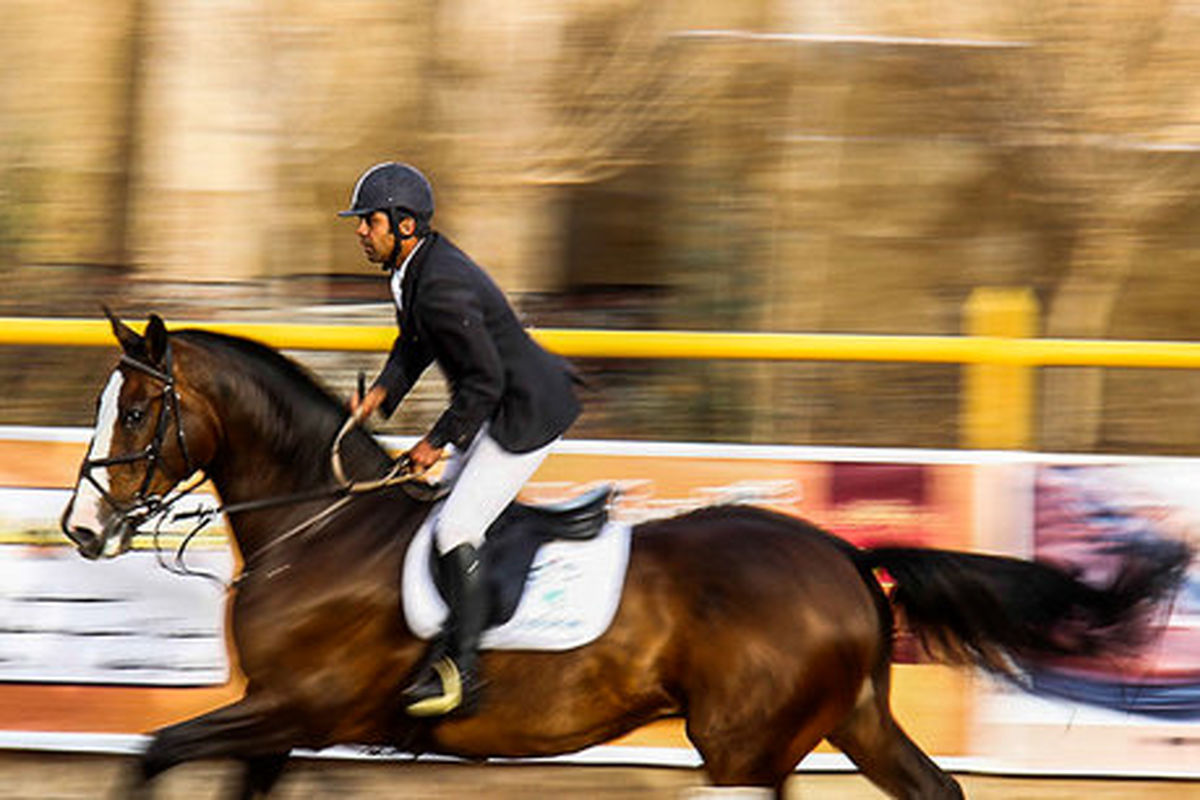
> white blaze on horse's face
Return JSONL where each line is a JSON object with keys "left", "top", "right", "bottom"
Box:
{"left": 62, "top": 369, "right": 125, "bottom": 557}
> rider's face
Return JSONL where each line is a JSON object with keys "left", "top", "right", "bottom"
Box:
{"left": 356, "top": 211, "right": 395, "bottom": 264}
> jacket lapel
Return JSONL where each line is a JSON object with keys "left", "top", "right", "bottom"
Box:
{"left": 400, "top": 233, "right": 437, "bottom": 336}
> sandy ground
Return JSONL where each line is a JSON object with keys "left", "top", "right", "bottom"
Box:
{"left": 0, "top": 752, "right": 1197, "bottom": 800}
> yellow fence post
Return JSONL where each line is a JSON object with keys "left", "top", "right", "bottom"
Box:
{"left": 961, "top": 287, "right": 1037, "bottom": 450}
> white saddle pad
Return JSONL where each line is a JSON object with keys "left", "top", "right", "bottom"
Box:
{"left": 401, "top": 510, "right": 632, "bottom": 651}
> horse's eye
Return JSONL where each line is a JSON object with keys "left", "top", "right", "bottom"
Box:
{"left": 122, "top": 407, "right": 147, "bottom": 428}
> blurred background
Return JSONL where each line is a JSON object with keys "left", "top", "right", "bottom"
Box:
{"left": 4, "top": 0, "right": 1200, "bottom": 453}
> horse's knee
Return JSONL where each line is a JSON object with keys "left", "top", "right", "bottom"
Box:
{"left": 139, "top": 728, "right": 191, "bottom": 782}
{"left": 139, "top": 735, "right": 173, "bottom": 782}
{"left": 937, "top": 773, "right": 965, "bottom": 800}
{"left": 110, "top": 764, "right": 155, "bottom": 800}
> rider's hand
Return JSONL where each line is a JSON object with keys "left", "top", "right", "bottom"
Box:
{"left": 405, "top": 438, "right": 444, "bottom": 472}
{"left": 350, "top": 385, "right": 387, "bottom": 423}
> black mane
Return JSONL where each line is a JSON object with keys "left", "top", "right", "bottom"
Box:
{"left": 173, "top": 328, "right": 391, "bottom": 479}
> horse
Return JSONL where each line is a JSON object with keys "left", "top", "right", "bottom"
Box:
{"left": 59, "top": 311, "right": 1189, "bottom": 799}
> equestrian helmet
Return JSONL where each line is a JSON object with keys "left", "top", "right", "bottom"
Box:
{"left": 338, "top": 162, "right": 434, "bottom": 222}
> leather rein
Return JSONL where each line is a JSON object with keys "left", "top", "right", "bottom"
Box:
{"left": 106, "top": 349, "right": 422, "bottom": 587}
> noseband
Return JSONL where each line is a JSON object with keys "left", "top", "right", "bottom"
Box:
{"left": 79, "top": 345, "right": 195, "bottom": 529}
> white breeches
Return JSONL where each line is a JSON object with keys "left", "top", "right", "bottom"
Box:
{"left": 432, "top": 423, "right": 556, "bottom": 555}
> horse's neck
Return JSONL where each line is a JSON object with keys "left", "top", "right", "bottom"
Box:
{"left": 210, "top": 450, "right": 428, "bottom": 568}
{"left": 198, "top": 392, "right": 347, "bottom": 559}
{"left": 177, "top": 338, "right": 400, "bottom": 560}
{"left": 210, "top": 449, "right": 331, "bottom": 504}
{"left": 205, "top": 443, "right": 328, "bottom": 559}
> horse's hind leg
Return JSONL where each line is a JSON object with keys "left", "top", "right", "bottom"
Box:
{"left": 687, "top": 695, "right": 841, "bottom": 799}
{"left": 825, "top": 674, "right": 962, "bottom": 800}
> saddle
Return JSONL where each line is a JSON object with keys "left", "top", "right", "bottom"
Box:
{"left": 425, "top": 484, "right": 614, "bottom": 628}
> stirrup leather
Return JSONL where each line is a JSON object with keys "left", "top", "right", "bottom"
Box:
{"left": 405, "top": 657, "right": 462, "bottom": 717}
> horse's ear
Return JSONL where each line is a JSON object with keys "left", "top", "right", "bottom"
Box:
{"left": 145, "top": 314, "right": 169, "bottom": 367}
{"left": 103, "top": 305, "right": 145, "bottom": 357}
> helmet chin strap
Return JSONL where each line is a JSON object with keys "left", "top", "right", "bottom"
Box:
{"left": 383, "top": 208, "right": 420, "bottom": 272}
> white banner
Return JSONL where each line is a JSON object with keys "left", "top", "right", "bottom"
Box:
{"left": 2, "top": 428, "right": 1198, "bottom": 778}
{"left": 0, "top": 488, "right": 231, "bottom": 685}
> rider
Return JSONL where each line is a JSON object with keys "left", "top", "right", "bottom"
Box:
{"left": 342, "top": 162, "right": 581, "bottom": 717}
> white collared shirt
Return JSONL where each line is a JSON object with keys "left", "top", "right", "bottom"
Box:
{"left": 389, "top": 237, "right": 426, "bottom": 314}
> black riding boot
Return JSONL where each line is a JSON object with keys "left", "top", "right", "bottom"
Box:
{"left": 403, "top": 543, "right": 488, "bottom": 717}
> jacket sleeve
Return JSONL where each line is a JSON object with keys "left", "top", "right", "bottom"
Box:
{"left": 374, "top": 331, "right": 433, "bottom": 417}
{"left": 421, "top": 278, "right": 504, "bottom": 450}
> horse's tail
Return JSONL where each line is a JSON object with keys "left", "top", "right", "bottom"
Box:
{"left": 855, "top": 537, "right": 1191, "bottom": 676}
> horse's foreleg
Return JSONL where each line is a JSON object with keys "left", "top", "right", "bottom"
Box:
{"left": 125, "top": 695, "right": 301, "bottom": 798}
{"left": 231, "top": 753, "right": 291, "bottom": 800}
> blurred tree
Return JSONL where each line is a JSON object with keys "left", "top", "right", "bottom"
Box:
{"left": 967, "top": 0, "right": 1200, "bottom": 450}
{"left": 0, "top": 0, "right": 137, "bottom": 275}
{"left": 9, "top": 0, "right": 1200, "bottom": 451}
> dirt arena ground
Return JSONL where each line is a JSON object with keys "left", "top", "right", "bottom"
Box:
{"left": 0, "top": 752, "right": 1196, "bottom": 799}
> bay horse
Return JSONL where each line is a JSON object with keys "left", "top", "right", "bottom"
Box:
{"left": 60, "top": 312, "right": 1189, "bottom": 799}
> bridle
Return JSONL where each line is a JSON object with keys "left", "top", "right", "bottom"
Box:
{"left": 77, "top": 342, "right": 429, "bottom": 586}
{"left": 78, "top": 346, "right": 196, "bottom": 532}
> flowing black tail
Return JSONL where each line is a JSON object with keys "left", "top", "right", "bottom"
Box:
{"left": 856, "top": 538, "right": 1192, "bottom": 676}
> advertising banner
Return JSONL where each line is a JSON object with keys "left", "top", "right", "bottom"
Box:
{"left": 3, "top": 428, "right": 1196, "bottom": 776}
{"left": 973, "top": 459, "right": 1200, "bottom": 776}
{"left": 0, "top": 473, "right": 231, "bottom": 686}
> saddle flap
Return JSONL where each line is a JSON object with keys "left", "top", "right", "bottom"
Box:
{"left": 509, "top": 484, "right": 614, "bottom": 541}
{"left": 404, "top": 511, "right": 633, "bottom": 652}
{"left": 427, "top": 485, "right": 616, "bottom": 628}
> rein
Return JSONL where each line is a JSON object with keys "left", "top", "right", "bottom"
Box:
{"left": 165, "top": 415, "right": 427, "bottom": 587}
{"left": 105, "top": 350, "right": 428, "bottom": 588}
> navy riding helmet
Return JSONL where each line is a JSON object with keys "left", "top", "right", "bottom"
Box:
{"left": 340, "top": 162, "right": 434, "bottom": 266}
{"left": 339, "top": 162, "right": 434, "bottom": 222}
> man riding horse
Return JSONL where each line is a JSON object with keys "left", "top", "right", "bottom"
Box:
{"left": 342, "top": 162, "right": 581, "bottom": 717}
{"left": 61, "top": 309, "right": 1190, "bottom": 797}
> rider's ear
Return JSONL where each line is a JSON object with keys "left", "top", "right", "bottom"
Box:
{"left": 104, "top": 305, "right": 145, "bottom": 357}
{"left": 145, "top": 314, "right": 169, "bottom": 367}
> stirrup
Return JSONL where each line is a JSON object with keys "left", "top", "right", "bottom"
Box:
{"left": 405, "top": 657, "right": 463, "bottom": 717}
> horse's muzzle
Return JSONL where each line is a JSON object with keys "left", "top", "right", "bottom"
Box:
{"left": 63, "top": 524, "right": 105, "bottom": 560}
{"left": 61, "top": 510, "right": 133, "bottom": 560}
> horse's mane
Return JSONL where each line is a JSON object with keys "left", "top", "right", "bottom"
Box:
{"left": 173, "top": 328, "right": 391, "bottom": 478}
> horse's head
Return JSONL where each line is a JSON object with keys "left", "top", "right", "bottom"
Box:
{"left": 61, "top": 310, "right": 217, "bottom": 559}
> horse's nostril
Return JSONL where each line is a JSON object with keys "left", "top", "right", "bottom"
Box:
{"left": 66, "top": 527, "right": 103, "bottom": 559}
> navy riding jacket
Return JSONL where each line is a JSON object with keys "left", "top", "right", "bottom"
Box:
{"left": 374, "top": 233, "right": 580, "bottom": 453}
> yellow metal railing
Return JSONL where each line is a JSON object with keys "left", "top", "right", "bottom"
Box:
{"left": 3, "top": 289, "right": 1199, "bottom": 450}
{"left": 5, "top": 314, "right": 1200, "bottom": 366}
{"left": 961, "top": 288, "right": 1036, "bottom": 450}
